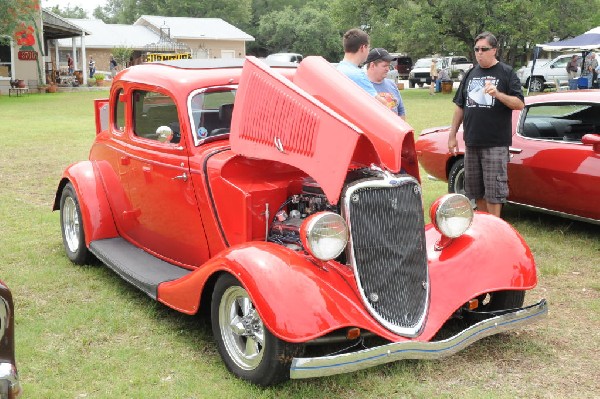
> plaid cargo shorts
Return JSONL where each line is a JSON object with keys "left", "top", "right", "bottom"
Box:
{"left": 464, "top": 146, "right": 509, "bottom": 204}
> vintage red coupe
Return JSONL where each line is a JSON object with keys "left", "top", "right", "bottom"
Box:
{"left": 54, "top": 57, "right": 547, "bottom": 385}
{"left": 417, "top": 90, "right": 600, "bottom": 224}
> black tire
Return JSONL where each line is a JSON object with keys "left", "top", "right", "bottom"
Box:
{"left": 59, "top": 182, "right": 92, "bottom": 265}
{"left": 409, "top": 80, "right": 415, "bottom": 88}
{"left": 529, "top": 77, "right": 544, "bottom": 92}
{"left": 211, "top": 274, "right": 304, "bottom": 386}
{"left": 457, "top": 70, "right": 466, "bottom": 81}
{"left": 448, "top": 158, "right": 465, "bottom": 195}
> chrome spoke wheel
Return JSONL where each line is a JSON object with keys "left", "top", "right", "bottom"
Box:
{"left": 219, "top": 286, "right": 265, "bottom": 370}
{"left": 62, "top": 196, "right": 81, "bottom": 253}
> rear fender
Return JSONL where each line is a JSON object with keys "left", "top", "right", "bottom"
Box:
{"left": 53, "top": 161, "right": 118, "bottom": 245}
{"left": 157, "top": 242, "right": 389, "bottom": 343}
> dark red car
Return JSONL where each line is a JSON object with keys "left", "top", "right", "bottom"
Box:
{"left": 0, "top": 280, "right": 21, "bottom": 398}
{"left": 417, "top": 90, "right": 600, "bottom": 224}
{"left": 54, "top": 57, "right": 547, "bottom": 386}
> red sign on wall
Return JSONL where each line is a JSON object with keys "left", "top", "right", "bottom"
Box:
{"left": 18, "top": 50, "right": 38, "bottom": 61}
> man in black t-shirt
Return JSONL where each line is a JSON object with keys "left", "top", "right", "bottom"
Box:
{"left": 448, "top": 31, "right": 524, "bottom": 218}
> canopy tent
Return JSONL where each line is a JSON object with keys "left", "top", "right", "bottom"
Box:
{"left": 527, "top": 27, "right": 600, "bottom": 93}
{"left": 537, "top": 27, "right": 600, "bottom": 51}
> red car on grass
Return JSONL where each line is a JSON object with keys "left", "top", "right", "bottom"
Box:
{"left": 54, "top": 57, "right": 547, "bottom": 385}
{"left": 417, "top": 90, "right": 600, "bottom": 224}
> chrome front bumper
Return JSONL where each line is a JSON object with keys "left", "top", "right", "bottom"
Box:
{"left": 290, "top": 299, "right": 547, "bottom": 379}
{"left": 0, "top": 362, "right": 21, "bottom": 398}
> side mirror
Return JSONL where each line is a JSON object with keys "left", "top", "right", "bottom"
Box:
{"left": 156, "top": 125, "right": 173, "bottom": 143}
{"left": 582, "top": 134, "right": 600, "bottom": 153}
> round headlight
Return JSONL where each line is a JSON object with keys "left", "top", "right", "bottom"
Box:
{"left": 430, "top": 194, "right": 473, "bottom": 238}
{"left": 300, "top": 212, "right": 349, "bottom": 261}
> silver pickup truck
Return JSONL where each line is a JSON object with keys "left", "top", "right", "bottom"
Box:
{"left": 441, "top": 56, "right": 473, "bottom": 81}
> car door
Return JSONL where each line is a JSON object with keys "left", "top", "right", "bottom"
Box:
{"left": 508, "top": 102, "right": 600, "bottom": 220}
{"left": 119, "top": 89, "right": 210, "bottom": 266}
{"left": 546, "top": 56, "right": 569, "bottom": 83}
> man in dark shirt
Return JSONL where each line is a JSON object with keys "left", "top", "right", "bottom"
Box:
{"left": 448, "top": 32, "right": 524, "bottom": 218}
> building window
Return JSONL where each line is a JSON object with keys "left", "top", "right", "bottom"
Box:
{"left": 0, "top": 38, "right": 14, "bottom": 79}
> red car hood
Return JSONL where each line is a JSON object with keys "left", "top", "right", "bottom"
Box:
{"left": 230, "top": 56, "right": 416, "bottom": 204}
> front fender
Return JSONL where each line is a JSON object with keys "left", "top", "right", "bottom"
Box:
{"left": 157, "top": 242, "right": 391, "bottom": 343}
{"left": 158, "top": 214, "right": 538, "bottom": 344}
{"left": 53, "top": 161, "right": 118, "bottom": 246}
{"left": 421, "top": 212, "right": 538, "bottom": 339}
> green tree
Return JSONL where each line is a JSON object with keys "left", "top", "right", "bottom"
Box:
{"left": 48, "top": 4, "right": 87, "bottom": 18}
{"left": 257, "top": 5, "right": 341, "bottom": 60}
{"left": 112, "top": 46, "right": 133, "bottom": 68}
{"left": 1, "top": 0, "right": 39, "bottom": 39}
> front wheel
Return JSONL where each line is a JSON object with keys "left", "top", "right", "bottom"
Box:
{"left": 448, "top": 158, "right": 465, "bottom": 195}
{"left": 211, "top": 274, "right": 304, "bottom": 386}
{"left": 60, "top": 182, "right": 92, "bottom": 265}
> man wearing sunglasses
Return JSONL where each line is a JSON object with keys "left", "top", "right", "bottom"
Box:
{"left": 448, "top": 31, "right": 524, "bottom": 218}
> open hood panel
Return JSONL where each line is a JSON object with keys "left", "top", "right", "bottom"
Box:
{"left": 230, "top": 56, "right": 415, "bottom": 204}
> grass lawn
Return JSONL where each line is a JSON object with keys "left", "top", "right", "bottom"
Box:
{"left": 0, "top": 89, "right": 598, "bottom": 398}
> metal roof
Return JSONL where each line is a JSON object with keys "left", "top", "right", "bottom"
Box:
{"left": 56, "top": 19, "right": 161, "bottom": 49}
{"left": 134, "top": 15, "right": 255, "bottom": 42}
{"left": 42, "top": 9, "right": 89, "bottom": 39}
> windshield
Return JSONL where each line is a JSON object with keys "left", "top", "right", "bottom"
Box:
{"left": 188, "top": 88, "right": 236, "bottom": 145}
{"left": 414, "top": 58, "right": 433, "bottom": 68}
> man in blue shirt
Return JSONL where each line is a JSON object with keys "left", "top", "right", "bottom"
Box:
{"left": 337, "top": 29, "right": 387, "bottom": 106}
{"left": 365, "top": 48, "right": 406, "bottom": 119}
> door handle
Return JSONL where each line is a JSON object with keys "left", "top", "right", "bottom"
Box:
{"left": 172, "top": 172, "right": 188, "bottom": 182}
{"left": 509, "top": 147, "right": 522, "bottom": 154}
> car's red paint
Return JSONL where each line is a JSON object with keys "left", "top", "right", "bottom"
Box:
{"left": 58, "top": 162, "right": 118, "bottom": 244}
{"left": 157, "top": 212, "right": 537, "bottom": 343}
{"left": 417, "top": 90, "right": 600, "bottom": 223}
{"left": 54, "top": 57, "right": 544, "bottom": 382}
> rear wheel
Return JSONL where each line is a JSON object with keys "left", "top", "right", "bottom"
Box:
{"left": 448, "top": 158, "right": 465, "bottom": 195}
{"left": 211, "top": 274, "right": 303, "bottom": 386}
{"left": 457, "top": 70, "right": 466, "bottom": 81}
{"left": 60, "top": 182, "right": 92, "bottom": 265}
{"left": 529, "top": 77, "right": 544, "bottom": 92}
{"left": 409, "top": 80, "right": 415, "bottom": 88}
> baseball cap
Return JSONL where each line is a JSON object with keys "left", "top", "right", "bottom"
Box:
{"left": 366, "top": 48, "right": 394, "bottom": 64}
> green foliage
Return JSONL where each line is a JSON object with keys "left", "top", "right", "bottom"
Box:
{"left": 257, "top": 5, "right": 341, "bottom": 60}
{"left": 112, "top": 46, "right": 133, "bottom": 68}
{"left": 0, "top": 0, "right": 39, "bottom": 42}
{"left": 48, "top": 4, "right": 88, "bottom": 18}
{"left": 94, "top": 72, "right": 105, "bottom": 80}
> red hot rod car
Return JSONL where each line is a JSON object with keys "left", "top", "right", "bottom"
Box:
{"left": 54, "top": 57, "right": 547, "bottom": 385}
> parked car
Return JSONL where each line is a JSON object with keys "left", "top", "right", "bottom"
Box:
{"left": 416, "top": 90, "right": 600, "bottom": 224}
{"left": 440, "top": 56, "right": 473, "bottom": 81}
{"left": 516, "top": 59, "right": 550, "bottom": 86}
{"left": 266, "top": 52, "right": 303, "bottom": 63}
{"left": 408, "top": 57, "right": 435, "bottom": 88}
{"left": 518, "top": 54, "right": 582, "bottom": 92}
{"left": 54, "top": 56, "right": 547, "bottom": 386}
{"left": 390, "top": 54, "right": 412, "bottom": 80}
{"left": 0, "top": 279, "right": 22, "bottom": 398}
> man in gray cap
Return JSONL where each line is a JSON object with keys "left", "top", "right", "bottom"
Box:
{"left": 365, "top": 48, "right": 406, "bottom": 119}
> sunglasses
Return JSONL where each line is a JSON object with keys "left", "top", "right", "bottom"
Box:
{"left": 474, "top": 46, "right": 494, "bottom": 53}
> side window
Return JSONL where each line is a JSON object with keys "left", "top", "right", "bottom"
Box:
{"left": 520, "top": 103, "right": 598, "bottom": 142}
{"left": 132, "top": 90, "right": 180, "bottom": 143}
{"left": 553, "top": 58, "right": 568, "bottom": 69}
{"left": 114, "top": 89, "right": 125, "bottom": 132}
{"left": 189, "top": 89, "right": 236, "bottom": 145}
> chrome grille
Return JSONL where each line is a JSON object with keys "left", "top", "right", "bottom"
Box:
{"left": 344, "top": 175, "right": 429, "bottom": 337}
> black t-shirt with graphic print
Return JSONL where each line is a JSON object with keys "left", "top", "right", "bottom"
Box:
{"left": 453, "top": 62, "right": 523, "bottom": 147}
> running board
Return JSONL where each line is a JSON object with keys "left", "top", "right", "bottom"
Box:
{"left": 89, "top": 238, "right": 192, "bottom": 299}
